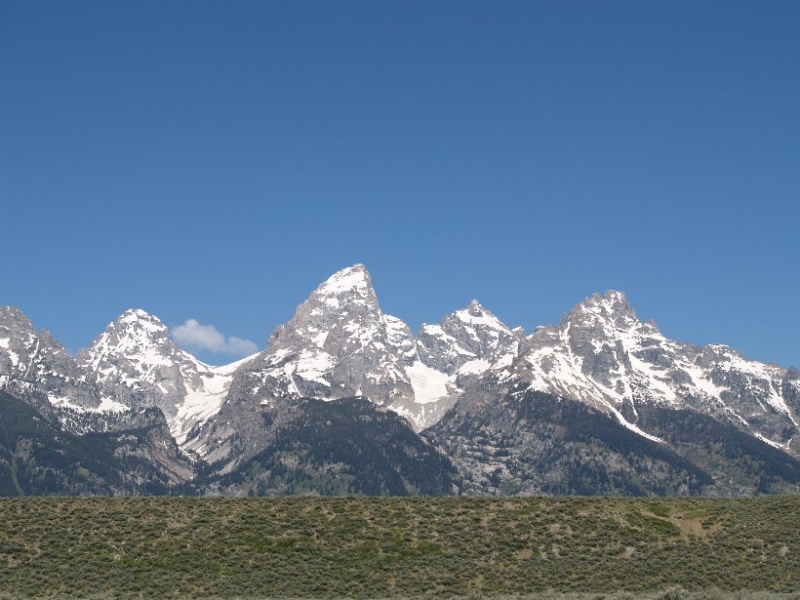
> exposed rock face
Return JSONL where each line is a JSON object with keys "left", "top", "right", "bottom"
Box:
{"left": 78, "top": 309, "right": 187, "bottom": 412}
{"left": 189, "top": 267, "right": 529, "bottom": 469}
{"left": 3, "top": 267, "right": 800, "bottom": 497}
{"left": 227, "top": 265, "right": 416, "bottom": 416}
{"left": 0, "top": 307, "right": 41, "bottom": 381}
{"left": 425, "top": 387, "right": 715, "bottom": 496}
{"left": 207, "top": 397, "right": 460, "bottom": 497}
{"left": 254, "top": 264, "right": 415, "bottom": 405}
{"left": 0, "top": 306, "right": 100, "bottom": 410}
{"left": 77, "top": 309, "right": 247, "bottom": 449}
{"left": 0, "top": 389, "right": 193, "bottom": 494}
{"left": 192, "top": 265, "right": 420, "bottom": 470}
{"left": 417, "top": 299, "right": 523, "bottom": 385}
{"left": 426, "top": 386, "right": 800, "bottom": 497}
{"left": 508, "top": 291, "right": 800, "bottom": 452}
{"left": 393, "top": 300, "right": 525, "bottom": 431}
{"left": 383, "top": 315, "right": 417, "bottom": 366}
{"left": 418, "top": 301, "right": 519, "bottom": 372}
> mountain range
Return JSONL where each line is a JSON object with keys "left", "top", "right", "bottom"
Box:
{"left": 2, "top": 264, "right": 799, "bottom": 497}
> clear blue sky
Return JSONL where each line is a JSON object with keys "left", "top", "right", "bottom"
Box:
{"left": 2, "top": 1, "right": 798, "bottom": 368}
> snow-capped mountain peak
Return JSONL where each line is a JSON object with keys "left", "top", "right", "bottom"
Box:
{"left": 3, "top": 267, "right": 800, "bottom": 494}
{"left": 308, "top": 263, "right": 380, "bottom": 315}
{"left": 0, "top": 306, "right": 38, "bottom": 375}
{"left": 564, "top": 290, "right": 640, "bottom": 332}
{"left": 417, "top": 300, "right": 522, "bottom": 377}
{"left": 0, "top": 306, "right": 102, "bottom": 411}
{"left": 514, "top": 290, "right": 800, "bottom": 452}
{"left": 454, "top": 300, "right": 511, "bottom": 331}
{"left": 238, "top": 264, "right": 414, "bottom": 409}
{"left": 387, "top": 299, "right": 526, "bottom": 431}
{"left": 77, "top": 309, "right": 246, "bottom": 449}
{"left": 317, "top": 263, "right": 373, "bottom": 296}
{"left": 78, "top": 309, "right": 178, "bottom": 379}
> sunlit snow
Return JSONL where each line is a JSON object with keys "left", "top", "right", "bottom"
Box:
{"left": 407, "top": 362, "right": 450, "bottom": 404}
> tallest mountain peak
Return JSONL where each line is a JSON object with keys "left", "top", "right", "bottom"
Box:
{"left": 117, "top": 308, "right": 164, "bottom": 328}
{"left": 317, "top": 264, "right": 374, "bottom": 299}
{"left": 574, "top": 290, "right": 636, "bottom": 318}
{"left": 325, "top": 262, "right": 369, "bottom": 280}
{"left": 559, "top": 290, "right": 641, "bottom": 336}
{"left": 258, "top": 262, "right": 414, "bottom": 407}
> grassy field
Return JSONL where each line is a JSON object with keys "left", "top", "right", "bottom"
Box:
{"left": 1, "top": 496, "right": 799, "bottom": 599}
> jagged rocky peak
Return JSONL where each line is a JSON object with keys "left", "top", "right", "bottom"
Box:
{"left": 565, "top": 290, "right": 640, "bottom": 330}
{"left": 83, "top": 309, "right": 174, "bottom": 359}
{"left": 0, "top": 306, "right": 101, "bottom": 409}
{"left": 79, "top": 308, "right": 213, "bottom": 377}
{"left": 249, "top": 264, "right": 414, "bottom": 406}
{"left": 73, "top": 307, "right": 248, "bottom": 454}
{"left": 78, "top": 308, "right": 209, "bottom": 417}
{"left": 551, "top": 290, "right": 647, "bottom": 359}
{"left": 0, "top": 306, "right": 38, "bottom": 375}
{"left": 0, "top": 305, "right": 35, "bottom": 332}
{"left": 267, "top": 264, "right": 383, "bottom": 352}
{"left": 387, "top": 300, "right": 522, "bottom": 433}
{"left": 417, "top": 299, "right": 521, "bottom": 376}
{"left": 315, "top": 263, "right": 376, "bottom": 307}
{"left": 512, "top": 289, "right": 800, "bottom": 454}
{"left": 193, "top": 264, "right": 422, "bottom": 469}
{"left": 454, "top": 300, "right": 508, "bottom": 331}
{"left": 29, "top": 329, "right": 102, "bottom": 409}
{"left": 522, "top": 290, "right": 679, "bottom": 399}
{"left": 78, "top": 309, "right": 169, "bottom": 381}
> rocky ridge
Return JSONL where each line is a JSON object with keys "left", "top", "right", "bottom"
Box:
{"left": 76, "top": 309, "right": 244, "bottom": 449}
{"left": 0, "top": 306, "right": 101, "bottom": 413}
{"left": 507, "top": 291, "right": 800, "bottom": 454}
{"left": 2, "top": 264, "right": 800, "bottom": 496}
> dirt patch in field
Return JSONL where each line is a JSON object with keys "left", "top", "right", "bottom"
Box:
{"left": 668, "top": 515, "right": 722, "bottom": 541}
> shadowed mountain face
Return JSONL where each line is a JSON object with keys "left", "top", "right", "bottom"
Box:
{"left": 1, "top": 265, "right": 799, "bottom": 496}
{"left": 205, "top": 397, "right": 460, "bottom": 497}
{"left": 0, "top": 390, "right": 191, "bottom": 496}
{"left": 425, "top": 387, "right": 800, "bottom": 496}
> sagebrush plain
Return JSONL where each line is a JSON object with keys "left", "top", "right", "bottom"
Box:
{"left": 1, "top": 496, "right": 799, "bottom": 599}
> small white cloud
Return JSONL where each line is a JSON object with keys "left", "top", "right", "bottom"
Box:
{"left": 172, "top": 319, "right": 259, "bottom": 358}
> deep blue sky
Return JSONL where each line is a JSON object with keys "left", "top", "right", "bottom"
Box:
{"left": 2, "top": 1, "right": 798, "bottom": 367}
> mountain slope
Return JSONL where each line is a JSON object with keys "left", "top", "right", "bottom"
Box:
{"left": 426, "top": 386, "right": 800, "bottom": 496}
{"left": 193, "top": 265, "right": 430, "bottom": 469}
{"left": 0, "top": 389, "right": 191, "bottom": 495}
{"left": 193, "top": 265, "right": 527, "bottom": 470}
{"left": 207, "top": 397, "right": 459, "bottom": 496}
{"left": 507, "top": 291, "right": 800, "bottom": 454}
{"left": 238, "top": 264, "right": 414, "bottom": 406}
{"left": 77, "top": 309, "right": 249, "bottom": 452}
{"left": 0, "top": 306, "right": 101, "bottom": 412}
{"left": 3, "top": 266, "right": 800, "bottom": 498}
{"left": 394, "top": 300, "right": 525, "bottom": 429}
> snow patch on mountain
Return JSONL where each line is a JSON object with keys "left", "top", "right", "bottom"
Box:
{"left": 321, "top": 265, "right": 374, "bottom": 296}
{"left": 48, "top": 395, "right": 128, "bottom": 413}
{"left": 406, "top": 362, "right": 450, "bottom": 404}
